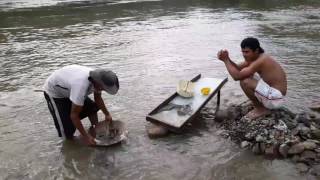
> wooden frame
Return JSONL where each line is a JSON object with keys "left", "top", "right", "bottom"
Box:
{"left": 146, "top": 74, "right": 228, "bottom": 132}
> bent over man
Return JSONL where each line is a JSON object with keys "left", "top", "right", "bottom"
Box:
{"left": 44, "top": 65, "right": 119, "bottom": 145}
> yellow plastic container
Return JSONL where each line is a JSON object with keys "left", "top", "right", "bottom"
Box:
{"left": 201, "top": 87, "right": 211, "bottom": 95}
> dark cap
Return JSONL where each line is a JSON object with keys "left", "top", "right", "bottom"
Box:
{"left": 89, "top": 69, "right": 119, "bottom": 95}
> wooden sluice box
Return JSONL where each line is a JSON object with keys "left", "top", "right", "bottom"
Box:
{"left": 146, "top": 74, "right": 228, "bottom": 131}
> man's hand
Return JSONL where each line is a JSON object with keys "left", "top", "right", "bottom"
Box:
{"left": 84, "top": 134, "right": 96, "bottom": 146}
{"left": 217, "top": 49, "right": 230, "bottom": 62}
{"left": 105, "top": 114, "right": 113, "bottom": 125}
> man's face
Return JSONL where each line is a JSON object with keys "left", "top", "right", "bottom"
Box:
{"left": 93, "top": 82, "right": 104, "bottom": 91}
{"left": 242, "top": 47, "right": 258, "bottom": 61}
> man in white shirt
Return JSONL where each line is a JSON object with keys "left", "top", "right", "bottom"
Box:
{"left": 44, "top": 65, "right": 119, "bottom": 146}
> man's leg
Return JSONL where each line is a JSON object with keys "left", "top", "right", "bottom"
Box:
{"left": 44, "top": 92, "right": 76, "bottom": 139}
{"left": 240, "top": 78, "right": 270, "bottom": 119}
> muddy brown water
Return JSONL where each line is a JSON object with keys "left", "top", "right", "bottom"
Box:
{"left": 0, "top": 0, "right": 320, "bottom": 179}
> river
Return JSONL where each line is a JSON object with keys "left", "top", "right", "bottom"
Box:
{"left": 0, "top": 0, "right": 320, "bottom": 179}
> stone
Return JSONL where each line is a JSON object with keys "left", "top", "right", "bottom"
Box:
{"left": 262, "top": 120, "right": 269, "bottom": 125}
{"left": 295, "top": 113, "right": 311, "bottom": 127}
{"left": 309, "top": 165, "right": 320, "bottom": 176}
{"left": 309, "top": 113, "right": 317, "bottom": 119}
{"left": 216, "top": 130, "right": 230, "bottom": 138}
{"left": 279, "top": 144, "right": 290, "bottom": 158}
{"left": 264, "top": 144, "right": 278, "bottom": 158}
{"left": 301, "top": 150, "right": 316, "bottom": 160}
{"left": 255, "top": 135, "right": 265, "bottom": 142}
{"left": 245, "top": 133, "right": 255, "bottom": 141}
{"left": 292, "top": 155, "right": 300, "bottom": 163}
{"left": 296, "top": 163, "right": 309, "bottom": 173}
{"left": 286, "top": 121, "right": 298, "bottom": 130}
{"left": 309, "top": 104, "right": 320, "bottom": 113}
{"left": 260, "top": 143, "right": 266, "bottom": 153}
{"left": 310, "top": 125, "right": 318, "bottom": 131}
{"left": 302, "top": 141, "right": 317, "bottom": 150}
{"left": 147, "top": 124, "right": 169, "bottom": 138}
{"left": 241, "top": 141, "right": 250, "bottom": 148}
{"left": 288, "top": 143, "right": 305, "bottom": 155}
{"left": 252, "top": 143, "right": 261, "bottom": 154}
{"left": 311, "top": 129, "right": 320, "bottom": 139}
{"left": 300, "top": 126, "right": 311, "bottom": 136}
{"left": 313, "top": 118, "right": 320, "bottom": 126}
{"left": 214, "top": 109, "right": 229, "bottom": 122}
{"left": 315, "top": 148, "right": 320, "bottom": 153}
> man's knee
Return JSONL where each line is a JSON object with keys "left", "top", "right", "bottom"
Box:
{"left": 240, "top": 78, "right": 257, "bottom": 89}
{"left": 240, "top": 78, "right": 250, "bottom": 86}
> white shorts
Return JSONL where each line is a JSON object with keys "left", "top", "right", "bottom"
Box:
{"left": 253, "top": 74, "right": 285, "bottom": 109}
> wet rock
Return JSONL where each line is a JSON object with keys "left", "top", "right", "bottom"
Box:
{"left": 147, "top": 124, "right": 169, "bottom": 138}
{"left": 241, "top": 141, "right": 250, "bottom": 148}
{"left": 309, "top": 113, "right": 317, "bottom": 119}
{"left": 302, "top": 141, "right": 317, "bottom": 150}
{"left": 309, "top": 103, "right": 320, "bottom": 113}
{"left": 264, "top": 144, "right": 279, "bottom": 158}
{"left": 311, "top": 129, "right": 320, "bottom": 140}
{"left": 279, "top": 144, "right": 290, "bottom": 158}
{"left": 296, "top": 163, "right": 309, "bottom": 173}
{"left": 313, "top": 118, "right": 320, "bottom": 126}
{"left": 292, "top": 155, "right": 301, "bottom": 163}
{"left": 291, "top": 127, "right": 300, "bottom": 136}
{"left": 310, "top": 125, "right": 318, "bottom": 131}
{"left": 0, "top": 34, "right": 7, "bottom": 43}
{"left": 216, "top": 129, "right": 230, "bottom": 138}
{"left": 295, "top": 123, "right": 311, "bottom": 135}
{"left": 252, "top": 143, "right": 261, "bottom": 154}
{"left": 315, "top": 148, "right": 320, "bottom": 153}
{"left": 295, "top": 113, "right": 311, "bottom": 127}
{"left": 288, "top": 143, "right": 305, "bottom": 155}
{"left": 260, "top": 143, "right": 266, "bottom": 154}
{"left": 309, "top": 165, "right": 320, "bottom": 176}
{"left": 255, "top": 135, "right": 265, "bottom": 142}
{"left": 286, "top": 121, "right": 298, "bottom": 130}
{"left": 301, "top": 150, "right": 316, "bottom": 161}
{"left": 245, "top": 133, "right": 255, "bottom": 141}
{"left": 214, "top": 109, "right": 229, "bottom": 122}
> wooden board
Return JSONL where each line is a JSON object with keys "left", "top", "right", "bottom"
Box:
{"left": 146, "top": 74, "right": 227, "bottom": 131}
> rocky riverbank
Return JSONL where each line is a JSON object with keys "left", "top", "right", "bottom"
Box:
{"left": 146, "top": 101, "right": 320, "bottom": 177}
{"left": 214, "top": 101, "right": 320, "bottom": 177}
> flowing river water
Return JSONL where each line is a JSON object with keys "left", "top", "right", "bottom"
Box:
{"left": 0, "top": 0, "right": 320, "bottom": 179}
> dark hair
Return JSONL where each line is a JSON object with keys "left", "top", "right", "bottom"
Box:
{"left": 240, "top": 37, "right": 264, "bottom": 53}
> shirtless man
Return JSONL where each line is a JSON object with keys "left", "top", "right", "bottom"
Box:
{"left": 217, "top": 37, "right": 287, "bottom": 119}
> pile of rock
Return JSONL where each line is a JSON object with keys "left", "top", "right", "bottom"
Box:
{"left": 215, "top": 101, "right": 320, "bottom": 176}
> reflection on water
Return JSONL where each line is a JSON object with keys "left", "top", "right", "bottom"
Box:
{"left": 0, "top": 0, "right": 320, "bottom": 179}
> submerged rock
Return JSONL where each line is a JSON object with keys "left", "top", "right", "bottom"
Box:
{"left": 279, "top": 144, "right": 290, "bottom": 158}
{"left": 300, "top": 150, "right": 316, "bottom": 162}
{"left": 214, "top": 108, "right": 229, "bottom": 122}
{"left": 147, "top": 123, "right": 169, "bottom": 138}
{"left": 309, "top": 165, "right": 320, "bottom": 176}
{"left": 252, "top": 143, "right": 261, "bottom": 154}
{"left": 296, "top": 163, "right": 309, "bottom": 173}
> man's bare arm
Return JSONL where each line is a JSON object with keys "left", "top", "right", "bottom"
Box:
{"left": 225, "top": 60, "right": 260, "bottom": 80}
{"left": 70, "top": 104, "right": 88, "bottom": 137}
{"left": 94, "top": 92, "right": 110, "bottom": 117}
